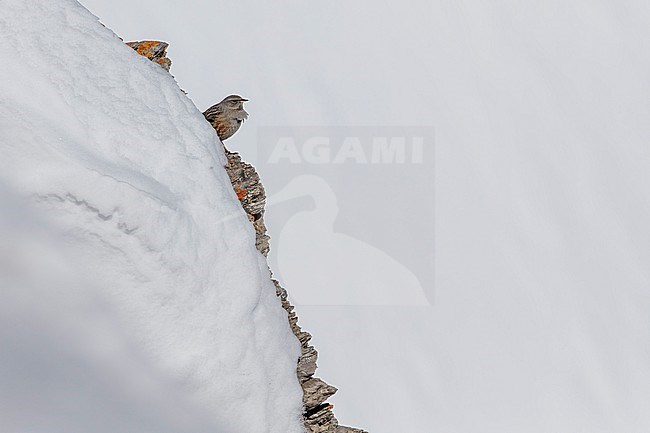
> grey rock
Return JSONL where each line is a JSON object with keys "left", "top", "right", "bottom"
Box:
{"left": 303, "top": 377, "right": 338, "bottom": 408}
{"left": 223, "top": 149, "right": 270, "bottom": 256}
{"left": 225, "top": 145, "right": 365, "bottom": 433}
{"left": 337, "top": 427, "right": 369, "bottom": 433}
{"left": 228, "top": 150, "right": 364, "bottom": 432}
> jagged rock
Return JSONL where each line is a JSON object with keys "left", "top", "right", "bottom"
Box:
{"left": 337, "top": 427, "right": 369, "bottom": 433}
{"left": 126, "top": 40, "right": 171, "bottom": 71}
{"left": 305, "top": 403, "right": 339, "bottom": 433}
{"left": 225, "top": 145, "right": 348, "bottom": 433}
{"left": 222, "top": 149, "right": 270, "bottom": 256}
{"left": 273, "top": 279, "right": 319, "bottom": 382}
{"left": 222, "top": 154, "right": 343, "bottom": 432}
{"left": 303, "top": 377, "right": 338, "bottom": 408}
{"left": 222, "top": 139, "right": 370, "bottom": 433}
{"left": 298, "top": 345, "right": 319, "bottom": 380}
{"left": 130, "top": 40, "right": 367, "bottom": 433}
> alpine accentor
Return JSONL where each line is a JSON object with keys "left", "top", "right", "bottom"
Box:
{"left": 203, "top": 95, "right": 249, "bottom": 141}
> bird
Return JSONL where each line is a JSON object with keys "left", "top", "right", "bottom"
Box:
{"left": 203, "top": 95, "right": 249, "bottom": 141}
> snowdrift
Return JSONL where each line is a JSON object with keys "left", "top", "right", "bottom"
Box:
{"left": 0, "top": 1, "right": 304, "bottom": 432}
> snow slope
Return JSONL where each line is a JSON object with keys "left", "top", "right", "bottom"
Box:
{"left": 0, "top": 1, "right": 304, "bottom": 432}
{"left": 76, "top": 1, "right": 650, "bottom": 432}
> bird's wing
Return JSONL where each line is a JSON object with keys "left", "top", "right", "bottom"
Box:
{"left": 203, "top": 103, "right": 224, "bottom": 120}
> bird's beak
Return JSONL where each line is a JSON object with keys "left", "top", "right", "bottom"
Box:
{"left": 240, "top": 98, "right": 249, "bottom": 102}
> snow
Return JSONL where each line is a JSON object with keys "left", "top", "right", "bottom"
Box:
{"left": 0, "top": 1, "right": 304, "bottom": 432}
{"left": 6, "top": 0, "right": 650, "bottom": 432}
{"left": 74, "top": 1, "right": 650, "bottom": 432}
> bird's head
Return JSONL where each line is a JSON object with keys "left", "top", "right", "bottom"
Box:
{"left": 220, "top": 94, "right": 249, "bottom": 120}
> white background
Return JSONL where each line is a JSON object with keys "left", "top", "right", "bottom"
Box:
{"left": 77, "top": 1, "right": 650, "bottom": 432}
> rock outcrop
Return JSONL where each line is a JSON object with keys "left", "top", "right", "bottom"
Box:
{"left": 223, "top": 148, "right": 365, "bottom": 432}
{"left": 225, "top": 150, "right": 366, "bottom": 433}
{"left": 128, "top": 40, "right": 367, "bottom": 433}
{"left": 126, "top": 40, "right": 171, "bottom": 71}
{"left": 222, "top": 149, "right": 270, "bottom": 256}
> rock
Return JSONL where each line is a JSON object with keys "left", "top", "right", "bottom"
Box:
{"left": 126, "top": 40, "right": 171, "bottom": 71}
{"left": 222, "top": 148, "right": 270, "bottom": 256}
{"left": 305, "top": 403, "right": 339, "bottom": 433}
{"left": 303, "top": 377, "right": 338, "bottom": 408}
{"left": 337, "top": 427, "right": 369, "bottom": 433}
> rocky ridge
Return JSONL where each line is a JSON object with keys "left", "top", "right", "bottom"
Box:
{"left": 223, "top": 150, "right": 365, "bottom": 433}
{"left": 128, "top": 40, "right": 367, "bottom": 433}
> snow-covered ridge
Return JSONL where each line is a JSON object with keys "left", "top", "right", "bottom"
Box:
{"left": 214, "top": 148, "right": 366, "bottom": 433}
{"left": 0, "top": 1, "right": 303, "bottom": 432}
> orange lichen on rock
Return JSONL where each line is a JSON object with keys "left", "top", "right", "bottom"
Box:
{"left": 126, "top": 40, "right": 171, "bottom": 71}
{"left": 236, "top": 189, "right": 248, "bottom": 200}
